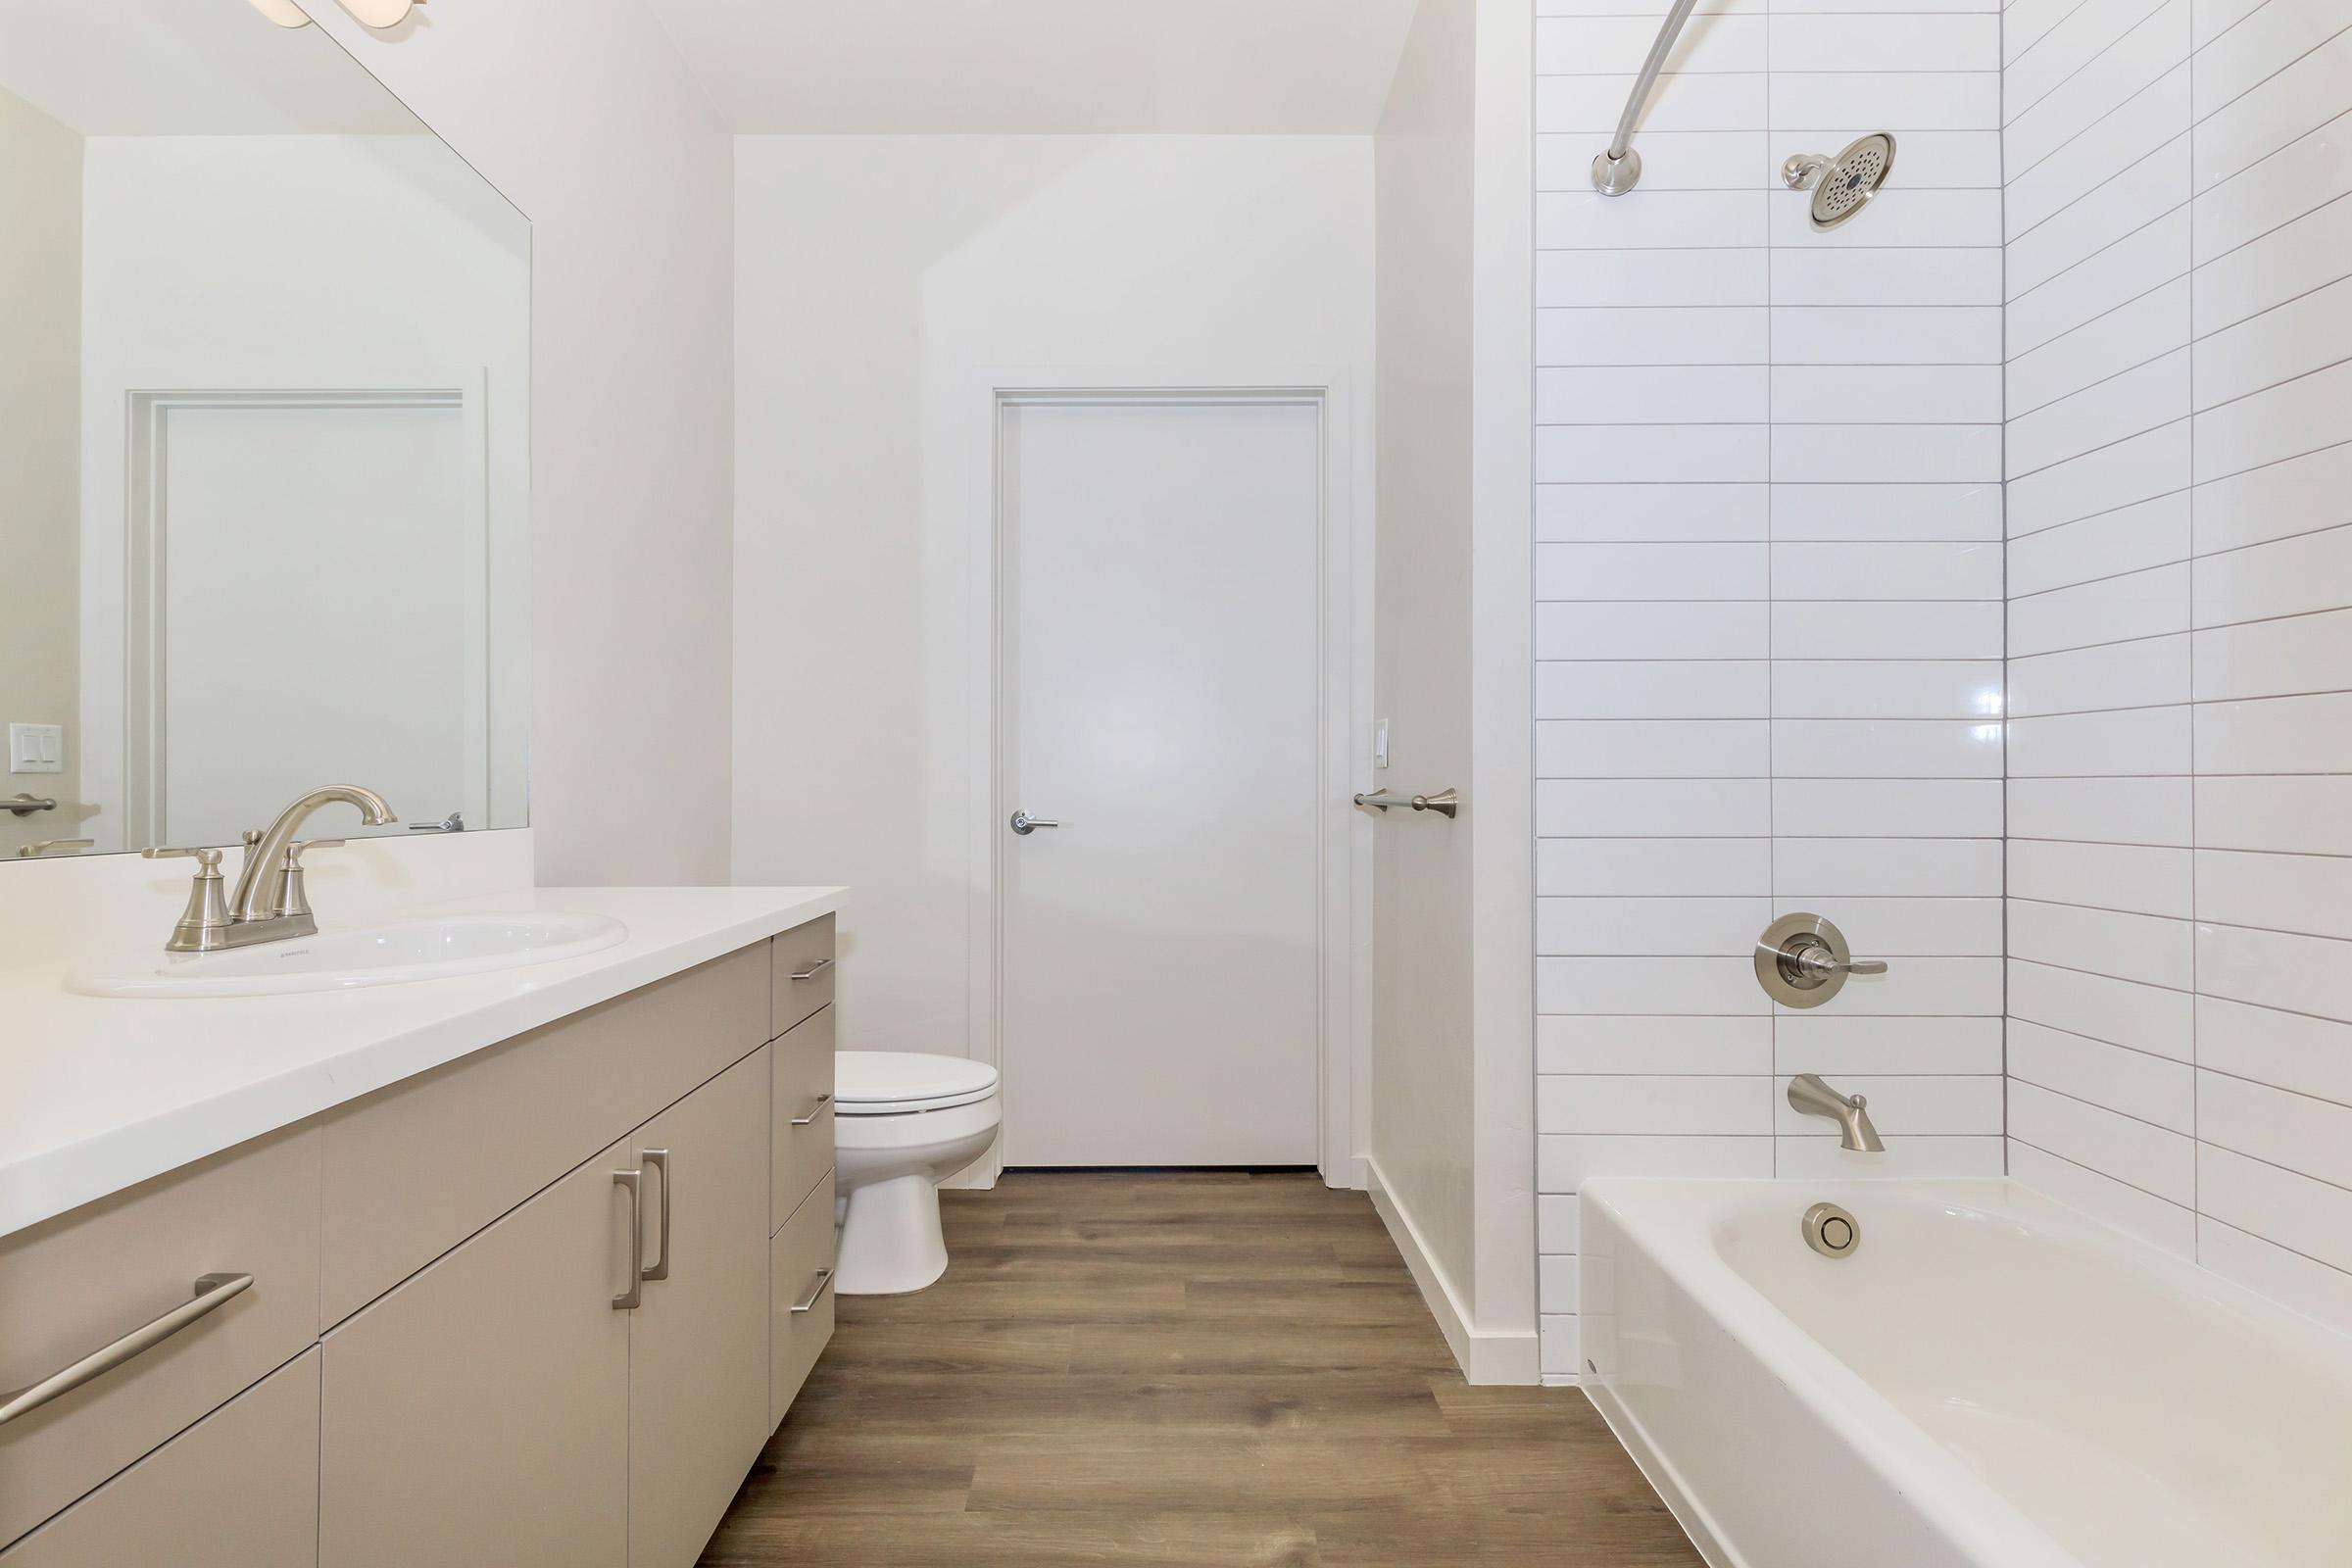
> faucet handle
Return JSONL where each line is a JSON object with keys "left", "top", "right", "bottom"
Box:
{"left": 145, "top": 847, "right": 232, "bottom": 953}
{"left": 144, "top": 845, "right": 224, "bottom": 871}
{"left": 270, "top": 839, "right": 348, "bottom": 920}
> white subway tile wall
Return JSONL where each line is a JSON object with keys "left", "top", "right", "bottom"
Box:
{"left": 1533, "top": 0, "right": 2005, "bottom": 1382}
{"left": 2002, "top": 0, "right": 2352, "bottom": 1334}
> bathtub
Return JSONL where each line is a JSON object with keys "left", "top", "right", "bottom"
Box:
{"left": 1579, "top": 1178, "right": 2352, "bottom": 1568}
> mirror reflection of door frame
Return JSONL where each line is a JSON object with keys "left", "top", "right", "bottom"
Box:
{"left": 118, "top": 378, "right": 491, "bottom": 848}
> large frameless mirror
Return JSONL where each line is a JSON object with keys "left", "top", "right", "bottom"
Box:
{"left": 0, "top": 0, "right": 529, "bottom": 861}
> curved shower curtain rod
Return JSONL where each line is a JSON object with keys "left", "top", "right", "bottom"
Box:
{"left": 1591, "top": 0, "right": 1702, "bottom": 196}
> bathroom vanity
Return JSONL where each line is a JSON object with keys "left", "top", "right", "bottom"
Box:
{"left": 0, "top": 6, "right": 843, "bottom": 1561}
{"left": 0, "top": 885, "right": 842, "bottom": 1568}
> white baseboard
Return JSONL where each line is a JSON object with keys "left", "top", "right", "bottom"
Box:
{"left": 1365, "top": 1156, "right": 1540, "bottom": 1385}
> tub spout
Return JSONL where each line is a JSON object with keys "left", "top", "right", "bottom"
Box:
{"left": 1788, "top": 1073, "right": 1885, "bottom": 1152}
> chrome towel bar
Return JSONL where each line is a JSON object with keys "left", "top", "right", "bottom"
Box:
{"left": 1353, "top": 787, "right": 1461, "bottom": 818}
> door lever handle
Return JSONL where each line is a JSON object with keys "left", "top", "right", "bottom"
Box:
{"left": 1009, "top": 810, "right": 1061, "bottom": 836}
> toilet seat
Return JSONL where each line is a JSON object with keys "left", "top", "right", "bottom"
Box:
{"left": 834, "top": 1051, "right": 1000, "bottom": 1115}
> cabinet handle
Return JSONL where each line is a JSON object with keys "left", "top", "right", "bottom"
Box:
{"left": 790, "top": 1093, "right": 834, "bottom": 1127}
{"left": 0, "top": 1273, "right": 252, "bottom": 1427}
{"left": 612, "top": 1169, "right": 643, "bottom": 1310}
{"left": 789, "top": 956, "right": 835, "bottom": 983}
{"left": 789, "top": 1267, "right": 835, "bottom": 1314}
{"left": 640, "top": 1150, "right": 671, "bottom": 1283}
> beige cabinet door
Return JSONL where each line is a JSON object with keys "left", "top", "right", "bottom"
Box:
{"left": 318, "top": 1140, "right": 634, "bottom": 1568}
{"left": 628, "top": 1050, "right": 774, "bottom": 1568}
{"left": 1, "top": 1350, "right": 318, "bottom": 1568}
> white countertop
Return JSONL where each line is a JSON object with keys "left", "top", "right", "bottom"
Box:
{"left": 0, "top": 884, "right": 843, "bottom": 1241}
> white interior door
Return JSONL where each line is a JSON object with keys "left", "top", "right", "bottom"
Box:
{"left": 1001, "top": 397, "right": 1323, "bottom": 1167}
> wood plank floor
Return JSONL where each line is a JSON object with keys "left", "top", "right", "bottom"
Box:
{"left": 699, "top": 1171, "right": 1701, "bottom": 1567}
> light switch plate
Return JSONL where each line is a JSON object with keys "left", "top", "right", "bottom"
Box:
{"left": 1373, "top": 718, "right": 1390, "bottom": 769}
{"left": 9, "top": 723, "right": 64, "bottom": 774}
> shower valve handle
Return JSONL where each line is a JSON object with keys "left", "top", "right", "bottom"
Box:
{"left": 1792, "top": 946, "right": 1886, "bottom": 979}
{"left": 1755, "top": 914, "right": 1886, "bottom": 1007}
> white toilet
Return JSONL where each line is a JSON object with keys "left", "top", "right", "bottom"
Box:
{"left": 831, "top": 1052, "right": 1003, "bottom": 1295}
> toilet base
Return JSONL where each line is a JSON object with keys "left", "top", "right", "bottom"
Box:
{"left": 834, "top": 1171, "right": 950, "bottom": 1295}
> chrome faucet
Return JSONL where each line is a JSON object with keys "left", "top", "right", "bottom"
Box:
{"left": 1787, "top": 1073, "right": 1885, "bottom": 1152}
{"left": 144, "top": 785, "right": 396, "bottom": 953}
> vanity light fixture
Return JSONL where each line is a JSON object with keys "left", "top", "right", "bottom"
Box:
{"left": 247, "top": 0, "right": 424, "bottom": 28}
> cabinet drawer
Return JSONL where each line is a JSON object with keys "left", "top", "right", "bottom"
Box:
{"left": 318, "top": 944, "right": 766, "bottom": 1324}
{"left": 768, "top": 1172, "right": 836, "bottom": 1428}
{"left": 770, "top": 1004, "right": 836, "bottom": 1229}
{"left": 0, "top": 1125, "right": 320, "bottom": 1548}
{"left": 1, "top": 1349, "right": 319, "bottom": 1568}
{"left": 770, "top": 914, "right": 836, "bottom": 1038}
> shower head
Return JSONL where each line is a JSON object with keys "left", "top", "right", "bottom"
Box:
{"left": 1782, "top": 133, "right": 1896, "bottom": 231}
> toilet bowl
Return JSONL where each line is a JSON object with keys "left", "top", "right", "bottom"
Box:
{"left": 831, "top": 1052, "right": 1002, "bottom": 1295}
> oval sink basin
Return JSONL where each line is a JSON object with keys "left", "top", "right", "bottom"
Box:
{"left": 67, "top": 912, "right": 629, "bottom": 999}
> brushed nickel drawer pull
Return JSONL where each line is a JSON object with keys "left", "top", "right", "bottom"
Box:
{"left": 789, "top": 956, "right": 835, "bottom": 983}
{"left": 789, "top": 1267, "right": 835, "bottom": 1314}
{"left": 0, "top": 1272, "right": 253, "bottom": 1427}
{"left": 640, "top": 1150, "right": 671, "bottom": 1283}
{"left": 612, "top": 1169, "right": 643, "bottom": 1310}
{"left": 790, "top": 1093, "right": 834, "bottom": 1128}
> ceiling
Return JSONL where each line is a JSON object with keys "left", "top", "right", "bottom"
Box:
{"left": 0, "top": 0, "right": 420, "bottom": 136}
{"left": 641, "top": 0, "right": 1423, "bottom": 134}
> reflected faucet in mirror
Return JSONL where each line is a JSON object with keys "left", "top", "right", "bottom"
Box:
{"left": 144, "top": 785, "right": 395, "bottom": 953}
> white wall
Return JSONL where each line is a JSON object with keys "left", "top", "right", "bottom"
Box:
{"left": 2001, "top": 0, "right": 2352, "bottom": 1336}
{"left": 0, "top": 86, "right": 81, "bottom": 860}
{"left": 1530, "top": 2, "right": 2007, "bottom": 1381}
{"left": 731, "top": 135, "right": 1376, "bottom": 1068}
{"left": 74, "top": 134, "right": 528, "bottom": 852}
{"left": 298, "top": 0, "right": 736, "bottom": 885}
{"left": 1371, "top": 0, "right": 1479, "bottom": 1326}
{"left": 1466, "top": 0, "right": 1539, "bottom": 1381}
{"left": 1368, "top": 0, "right": 1542, "bottom": 1387}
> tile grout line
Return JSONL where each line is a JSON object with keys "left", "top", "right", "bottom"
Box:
{"left": 1999, "top": 0, "right": 2013, "bottom": 1176}
{"left": 2186, "top": 0, "right": 2200, "bottom": 1244}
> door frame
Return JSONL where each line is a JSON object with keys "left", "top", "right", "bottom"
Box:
{"left": 959, "top": 369, "right": 1371, "bottom": 1188}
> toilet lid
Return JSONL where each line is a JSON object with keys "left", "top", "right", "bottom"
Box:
{"left": 833, "top": 1051, "right": 1001, "bottom": 1114}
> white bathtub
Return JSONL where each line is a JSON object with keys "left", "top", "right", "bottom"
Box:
{"left": 1579, "top": 1178, "right": 2352, "bottom": 1568}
